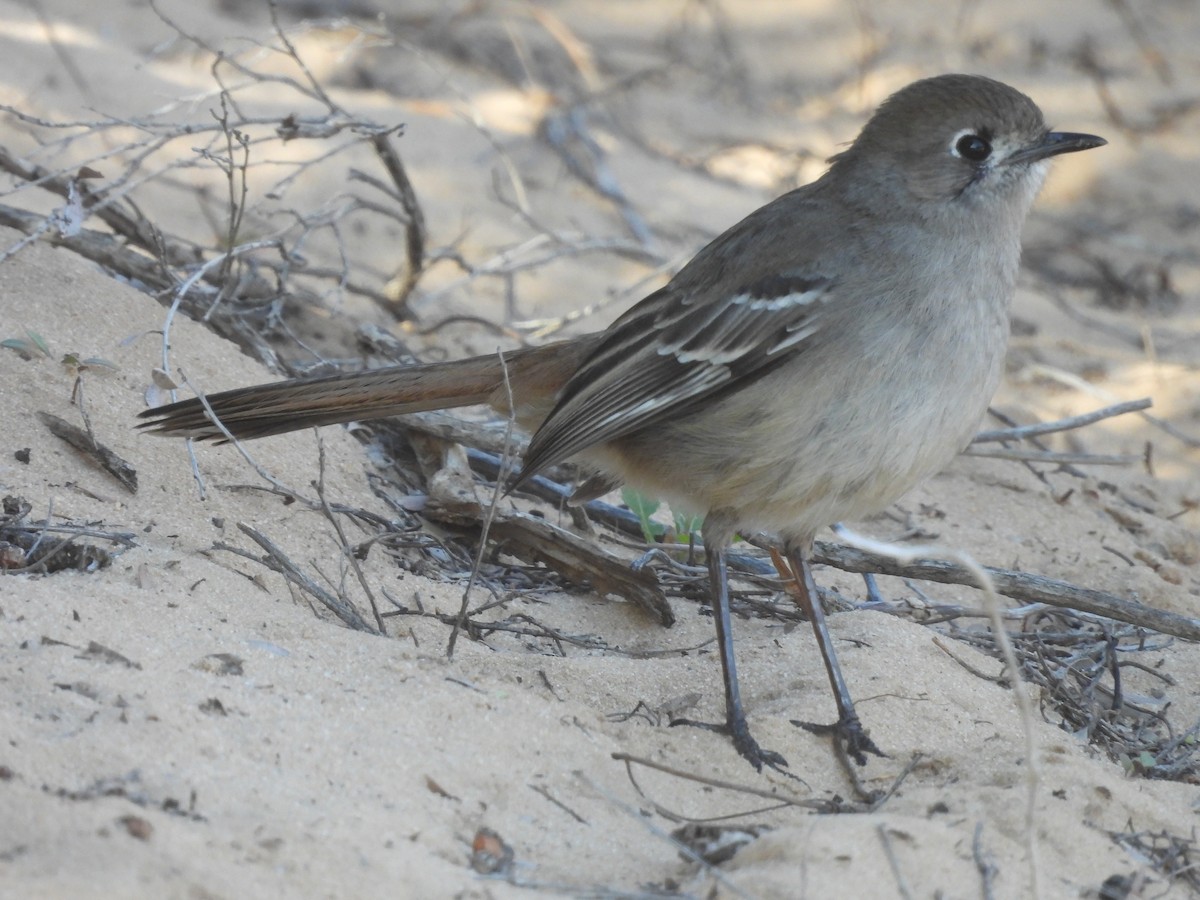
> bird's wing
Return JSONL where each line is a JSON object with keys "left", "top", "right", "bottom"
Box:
{"left": 516, "top": 270, "right": 834, "bottom": 481}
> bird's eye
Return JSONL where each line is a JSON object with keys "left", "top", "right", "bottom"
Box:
{"left": 954, "top": 133, "right": 992, "bottom": 162}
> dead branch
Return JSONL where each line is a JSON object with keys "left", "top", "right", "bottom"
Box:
{"left": 371, "top": 132, "right": 426, "bottom": 312}
{"left": 424, "top": 499, "right": 674, "bottom": 627}
{"left": 37, "top": 412, "right": 138, "bottom": 493}
{"left": 810, "top": 540, "right": 1200, "bottom": 642}
{"left": 220, "top": 522, "right": 376, "bottom": 633}
{"left": 973, "top": 399, "right": 1153, "bottom": 443}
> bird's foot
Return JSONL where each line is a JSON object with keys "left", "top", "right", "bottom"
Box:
{"left": 670, "top": 716, "right": 791, "bottom": 775}
{"left": 791, "top": 711, "right": 886, "bottom": 767}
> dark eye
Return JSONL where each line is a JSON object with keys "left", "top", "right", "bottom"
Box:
{"left": 955, "top": 133, "right": 992, "bottom": 162}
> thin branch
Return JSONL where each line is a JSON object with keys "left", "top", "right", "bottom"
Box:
{"left": 223, "top": 523, "right": 375, "bottom": 633}
{"left": 973, "top": 399, "right": 1153, "bottom": 443}
{"left": 811, "top": 540, "right": 1200, "bottom": 642}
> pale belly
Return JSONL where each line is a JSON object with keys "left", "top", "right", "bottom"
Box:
{"left": 600, "top": 305, "right": 1007, "bottom": 542}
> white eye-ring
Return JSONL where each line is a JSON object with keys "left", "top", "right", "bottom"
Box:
{"left": 950, "top": 128, "right": 992, "bottom": 162}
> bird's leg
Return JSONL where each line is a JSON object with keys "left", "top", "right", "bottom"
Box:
{"left": 671, "top": 536, "right": 788, "bottom": 774}
{"left": 782, "top": 541, "right": 884, "bottom": 766}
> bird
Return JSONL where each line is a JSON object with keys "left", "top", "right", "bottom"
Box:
{"left": 140, "top": 74, "right": 1105, "bottom": 772}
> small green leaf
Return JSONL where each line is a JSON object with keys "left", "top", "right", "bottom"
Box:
{"left": 673, "top": 511, "right": 704, "bottom": 537}
{"left": 2, "top": 331, "right": 53, "bottom": 359}
{"left": 621, "top": 487, "right": 660, "bottom": 519}
{"left": 25, "top": 330, "right": 50, "bottom": 357}
{"left": 80, "top": 357, "right": 119, "bottom": 371}
{"left": 622, "top": 487, "right": 665, "bottom": 544}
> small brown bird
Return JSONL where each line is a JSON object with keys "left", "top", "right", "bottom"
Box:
{"left": 141, "top": 74, "right": 1105, "bottom": 772}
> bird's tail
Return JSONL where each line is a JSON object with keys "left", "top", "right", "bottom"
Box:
{"left": 137, "top": 343, "right": 571, "bottom": 442}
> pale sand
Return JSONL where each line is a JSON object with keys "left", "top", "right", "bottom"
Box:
{"left": 1, "top": 2, "right": 1197, "bottom": 897}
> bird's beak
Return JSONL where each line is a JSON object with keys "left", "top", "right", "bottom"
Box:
{"left": 1006, "top": 131, "right": 1107, "bottom": 166}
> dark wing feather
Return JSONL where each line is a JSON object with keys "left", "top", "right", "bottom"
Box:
{"left": 515, "top": 272, "right": 833, "bottom": 483}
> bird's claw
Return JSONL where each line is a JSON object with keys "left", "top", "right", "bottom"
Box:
{"left": 670, "top": 716, "right": 791, "bottom": 775}
{"left": 792, "top": 712, "right": 886, "bottom": 766}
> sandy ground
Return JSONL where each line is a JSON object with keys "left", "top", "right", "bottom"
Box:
{"left": 1, "top": 1, "right": 1198, "bottom": 897}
